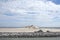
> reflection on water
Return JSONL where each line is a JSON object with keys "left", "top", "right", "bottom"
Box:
{"left": 0, "top": 37, "right": 60, "bottom": 40}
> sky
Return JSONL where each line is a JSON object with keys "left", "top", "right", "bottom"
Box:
{"left": 0, "top": 0, "right": 60, "bottom": 27}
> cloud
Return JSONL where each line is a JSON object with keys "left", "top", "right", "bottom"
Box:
{"left": 0, "top": 0, "right": 60, "bottom": 27}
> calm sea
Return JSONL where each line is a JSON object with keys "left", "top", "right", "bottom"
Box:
{"left": 0, "top": 37, "right": 60, "bottom": 40}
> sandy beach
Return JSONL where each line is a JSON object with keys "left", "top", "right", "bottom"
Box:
{"left": 0, "top": 28, "right": 39, "bottom": 32}
{"left": 0, "top": 28, "right": 60, "bottom": 32}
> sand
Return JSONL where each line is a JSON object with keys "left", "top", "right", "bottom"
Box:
{"left": 0, "top": 28, "right": 60, "bottom": 32}
{"left": 0, "top": 28, "right": 39, "bottom": 32}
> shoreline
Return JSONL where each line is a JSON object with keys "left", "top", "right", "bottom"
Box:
{"left": 0, "top": 32, "right": 60, "bottom": 38}
{"left": 0, "top": 28, "right": 60, "bottom": 32}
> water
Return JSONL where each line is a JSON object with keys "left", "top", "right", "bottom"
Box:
{"left": 0, "top": 37, "right": 60, "bottom": 40}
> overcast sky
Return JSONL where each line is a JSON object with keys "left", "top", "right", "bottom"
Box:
{"left": 0, "top": 0, "right": 60, "bottom": 27}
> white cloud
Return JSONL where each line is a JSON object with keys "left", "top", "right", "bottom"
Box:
{"left": 0, "top": 0, "right": 60, "bottom": 27}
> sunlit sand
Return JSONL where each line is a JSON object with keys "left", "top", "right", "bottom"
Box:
{"left": 0, "top": 25, "right": 60, "bottom": 32}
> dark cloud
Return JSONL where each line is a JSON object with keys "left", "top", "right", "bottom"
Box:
{"left": 4, "top": 13, "right": 14, "bottom": 16}
{"left": 0, "top": 0, "right": 8, "bottom": 2}
{"left": 27, "top": 12, "right": 39, "bottom": 15}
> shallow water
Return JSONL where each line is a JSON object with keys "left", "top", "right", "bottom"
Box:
{"left": 0, "top": 37, "right": 60, "bottom": 40}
